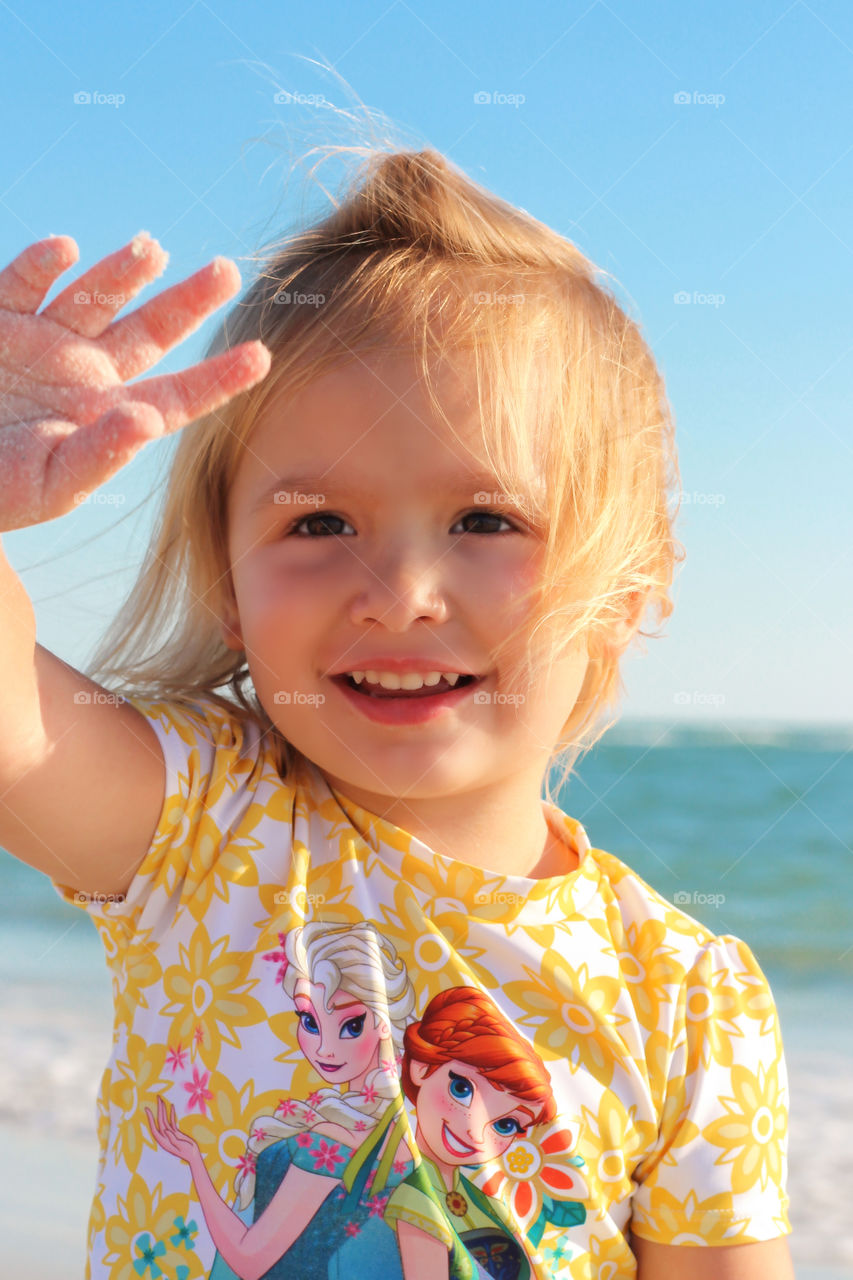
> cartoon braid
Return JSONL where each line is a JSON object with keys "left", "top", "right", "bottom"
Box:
{"left": 401, "top": 985, "right": 557, "bottom": 1125}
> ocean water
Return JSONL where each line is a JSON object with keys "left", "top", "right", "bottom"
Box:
{"left": 1, "top": 722, "right": 851, "bottom": 1272}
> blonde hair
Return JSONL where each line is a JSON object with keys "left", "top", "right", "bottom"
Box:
{"left": 86, "top": 145, "right": 683, "bottom": 795}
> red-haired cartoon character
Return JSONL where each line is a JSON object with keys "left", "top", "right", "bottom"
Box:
{"left": 384, "top": 986, "right": 563, "bottom": 1280}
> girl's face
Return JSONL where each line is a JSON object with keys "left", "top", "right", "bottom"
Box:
{"left": 409, "top": 1058, "right": 534, "bottom": 1168}
{"left": 223, "top": 349, "right": 590, "bottom": 812}
{"left": 293, "top": 980, "right": 390, "bottom": 1084}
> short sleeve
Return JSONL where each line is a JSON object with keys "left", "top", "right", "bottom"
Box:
{"left": 631, "top": 934, "right": 791, "bottom": 1246}
{"left": 50, "top": 696, "right": 263, "bottom": 955}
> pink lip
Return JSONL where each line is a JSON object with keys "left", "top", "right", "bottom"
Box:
{"left": 318, "top": 1062, "right": 344, "bottom": 1072}
{"left": 331, "top": 673, "right": 484, "bottom": 725}
{"left": 327, "top": 657, "right": 479, "bottom": 677}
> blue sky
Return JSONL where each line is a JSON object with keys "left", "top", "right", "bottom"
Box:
{"left": 1, "top": 0, "right": 850, "bottom": 725}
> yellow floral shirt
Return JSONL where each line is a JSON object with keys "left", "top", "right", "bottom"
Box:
{"left": 55, "top": 697, "right": 790, "bottom": 1280}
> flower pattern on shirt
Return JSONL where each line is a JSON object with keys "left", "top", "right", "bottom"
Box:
{"left": 54, "top": 696, "right": 790, "bottom": 1280}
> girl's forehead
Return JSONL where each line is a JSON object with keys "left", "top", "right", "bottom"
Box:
{"left": 232, "top": 356, "right": 506, "bottom": 506}
{"left": 254, "top": 350, "right": 480, "bottom": 442}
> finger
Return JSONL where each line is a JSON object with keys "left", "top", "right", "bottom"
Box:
{"left": 128, "top": 340, "right": 272, "bottom": 434}
{"left": 42, "top": 231, "right": 169, "bottom": 339}
{"left": 170, "top": 1103, "right": 178, "bottom": 1126}
{"left": 0, "top": 236, "right": 79, "bottom": 314}
{"left": 0, "top": 402, "right": 163, "bottom": 532}
{"left": 100, "top": 255, "right": 244, "bottom": 382}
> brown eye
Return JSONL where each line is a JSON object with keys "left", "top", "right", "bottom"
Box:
{"left": 453, "top": 510, "right": 515, "bottom": 534}
{"left": 288, "top": 513, "right": 353, "bottom": 537}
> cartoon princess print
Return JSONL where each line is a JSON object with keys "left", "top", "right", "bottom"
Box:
{"left": 384, "top": 986, "right": 584, "bottom": 1280}
{"left": 146, "top": 921, "right": 418, "bottom": 1280}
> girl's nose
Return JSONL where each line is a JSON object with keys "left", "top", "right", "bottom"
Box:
{"left": 348, "top": 545, "right": 450, "bottom": 630}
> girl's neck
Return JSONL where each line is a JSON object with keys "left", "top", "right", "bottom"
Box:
{"left": 317, "top": 770, "right": 577, "bottom": 881}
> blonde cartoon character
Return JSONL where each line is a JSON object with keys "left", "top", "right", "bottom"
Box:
{"left": 147, "top": 921, "right": 417, "bottom": 1280}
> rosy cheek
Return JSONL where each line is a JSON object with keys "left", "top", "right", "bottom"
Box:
{"left": 490, "top": 1132, "right": 516, "bottom": 1159}
{"left": 296, "top": 1025, "right": 316, "bottom": 1058}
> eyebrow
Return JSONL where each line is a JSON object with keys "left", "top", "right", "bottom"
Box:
{"left": 249, "top": 471, "right": 516, "bottom": 514}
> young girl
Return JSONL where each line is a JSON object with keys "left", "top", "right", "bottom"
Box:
{"left": 0, "top": 147, "right": 792, "bottom": 1279}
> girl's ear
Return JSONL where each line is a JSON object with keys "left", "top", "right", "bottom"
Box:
{"left": 409, "top": 1060, "right": 430, "bottom": 1085}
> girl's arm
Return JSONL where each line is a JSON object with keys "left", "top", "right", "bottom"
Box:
{"left": 633, "top": 1235, "right": 795, "bottom": 1279}
{"left": 395, "top": 1219, "right": 451, "bottom": 1280}
{"left": 147, "top": 1099, "right": 338, "bottom": 1280}
{"left": 0, "top": 235, "right": 269, "bottom": 899}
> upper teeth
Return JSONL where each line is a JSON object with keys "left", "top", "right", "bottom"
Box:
{"left": 347, "top": 671, "right": 464, "bottom": 690}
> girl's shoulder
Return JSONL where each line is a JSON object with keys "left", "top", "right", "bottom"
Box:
{"left": 123, "top": 692, "right": 293, "bottom": 802}
{"left": 589, "top": 844, "right": 767, "bottom": 982}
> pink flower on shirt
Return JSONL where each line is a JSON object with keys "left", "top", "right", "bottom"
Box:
{"left": 312, "top": 1140, "right": 346, "bottom": 1174}
{"left": 263, "top": 936, "right": 288, "bottom": 985}
{"left": 183, "top": 1066, "right": 213, "bottom": 1115}
{"left": 166, "top": 1045, "right": 187, "bottom": 1073}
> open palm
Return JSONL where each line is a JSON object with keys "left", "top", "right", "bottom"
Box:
{"left": 145, "top": 1094, "right": 201, "bottom": 1165}
{"left": 0, "top": 231, "right": 271, "bottom": 530}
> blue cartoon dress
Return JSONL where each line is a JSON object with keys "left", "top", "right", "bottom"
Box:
{"left": 208, "top": 1098, "right": 414, "bottom": 1280}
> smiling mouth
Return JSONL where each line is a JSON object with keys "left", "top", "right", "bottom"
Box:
{"left": 333, "top": 674, "right": 481, "bottom": 699}
{"left": 441, "top": 1121, "right": 476, "bottom": 1157}
{"left": 317, "top": 1062, "right": 344, "bottom": 1072}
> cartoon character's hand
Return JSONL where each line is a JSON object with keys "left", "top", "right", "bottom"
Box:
{"left": 145, "top": 1095, "right": 201, "bottom": 1165}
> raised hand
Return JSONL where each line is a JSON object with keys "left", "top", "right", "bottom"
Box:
{"left": 0, "top": 232, "right": 271, "bottom": 531}
{"left": 145, "top": 1095, "right": 201, "bottom": 1165}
